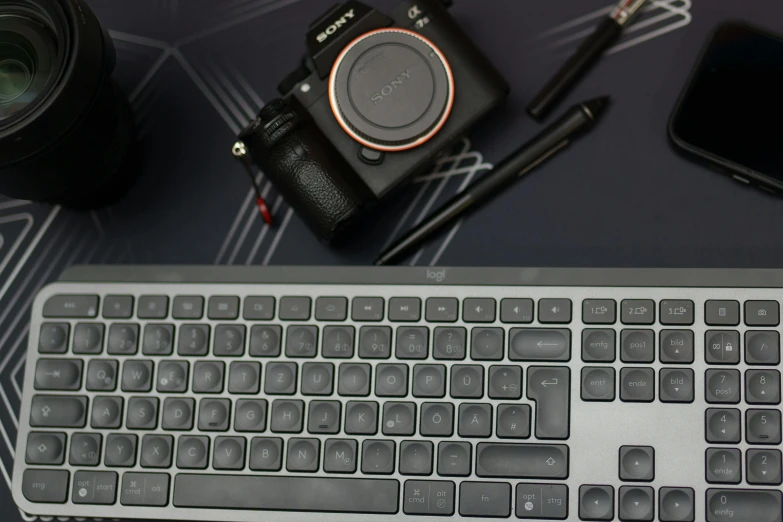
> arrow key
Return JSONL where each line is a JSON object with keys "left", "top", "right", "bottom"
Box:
{"left": 579, "top": 485, "right": 613, "bottom": 521}
{"left": 620, "top": 446, "right": 654, "bottom": 482}
{"left": 619, "top": 486, "right": 654, "bottom": 521}
{"left": 659, "top": 487, "right": 694, "bottom": 522}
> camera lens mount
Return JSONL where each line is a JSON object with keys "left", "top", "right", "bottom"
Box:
{"left": 329, "top": 28, "right": 454, "bottom": 152}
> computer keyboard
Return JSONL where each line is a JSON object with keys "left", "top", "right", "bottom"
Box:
{"left": 11, "top": 266, "right": 783, "bottom": 522}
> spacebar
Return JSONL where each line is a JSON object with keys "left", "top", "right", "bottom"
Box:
{"left": 173, "top": 474, "right": 399, "bottom": 514}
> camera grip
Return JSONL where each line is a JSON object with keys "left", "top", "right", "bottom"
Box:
{"left": 245, "top": 117, "right": 374, "bottom": 242}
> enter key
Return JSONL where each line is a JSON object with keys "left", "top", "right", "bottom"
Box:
{"left": 527, "top": 367, "right": 570, "bottom": 439}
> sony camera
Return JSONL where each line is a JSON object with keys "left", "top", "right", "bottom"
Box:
{"left": 238, "top": 0, "right": 509, "bottom": 242}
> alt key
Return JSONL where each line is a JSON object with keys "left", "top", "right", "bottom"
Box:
{"left": 516, "top": 483, "right": 568, "bottom": 519}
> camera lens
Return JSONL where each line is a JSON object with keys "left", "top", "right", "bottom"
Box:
{"left": 329, "top": 28, "right": 454, "bottom": 152}
{"left": 0, "top": 1, "right": 138, "bottom": 208}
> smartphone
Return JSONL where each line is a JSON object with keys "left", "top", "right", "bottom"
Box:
{"left": 669, "top": 21, "right": 783, "bottom": 192}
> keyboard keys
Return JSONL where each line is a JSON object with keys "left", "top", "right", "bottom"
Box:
{"left": 287, "top": 438, "right": 319, "bottom": 472}
{"left": 420, "top": 403, "right": 454, "bottom": 436}
{"left": 747, "top": 449, "right": 782, "bottom": 485}
{"left": 270, "top": 399, "right": 304, "bottom": 433}
{"left": 463, "top": 298, "right": 495, "bottom": 322}
{"left": 86, "top": 359, "right": 118, "bottom": 391}
{"left": 426, "top": 297, "right": 458, "bottom": 322}
{"left": 177, "top": 437, "right": 209, "bottom": 469}
{"left": 198, "top": 399, "right": 230, "bottom": 431}
{"left": 459, "top": 481, "right": 511, "bottom": 518}
{"left": 25, "top": 432, "right": 65, "bottom": 464}
{"left": 103, "top": 295, "right": 134, "bottom": 319}
{"left": 746, "top": 331, "right": 781, "bottom": 365}
{"left": 352, "top": 297, "right": 384, "bottom": 321}
{"left": 193, "top": 361, "right": 224, "bottom": 393}
{"left": 279, "top": 296, "right": 311, "bottom": 321}
{"left": 345, "top": 401, "right": 378, "bottom": 435}
{"left": 314, "top": 296, "right": 347, "bottom": 321}
{"left": 488, "top": 365, "right": 522, "bottom": 399}
{"left": 105, "top": 433, "right": 137, "bottom": 467}
{"left": 162, "top": 398, "right": 194, "bottom": 431}
{"left": 438, "top": 441, "right": 471, "bottom": 476}
{"left": 706, "top": 369, "right": 741, "bottom": 404}
{"left": 705, "top": 330, "right": 740, "bottom": 364}
{"left": 621, "top": 329, "right": 655, "bottom": 363}
{"left": 621, "top": 299, "right": 655, "bottom": 325}
{"left": 142, "top": 324, "right": 174, "bottom": 355}
{"left": 338, "top": 363, "right": 371, "bottom": 396}
{"left": 359, "top": 326, "right": 391, "bottom": 358}
{"left": 471, "top": 328, "right": 504, "bottom": 360}
{"left": 137, "top": 295, "right": 168, "bottom": 319}
{"left": 361, "top": 440, "right": 395, "bottom": 474}
{"left": 706, "top": 488, "right": 782, "bottom": 522}
{"left": 706, "top": 448, "right": 741, "bottom": 484}
{"left": 172, "top": 295, "right": 204, "bottom": 319}
{"left": 660, "top": 368, "right": 695, "bottom": 403}
{"left": 126, "top": 397, "right": 158, "bottom": 430}
{"left": 527, "top": 366, "right": 570, "bottom": 439}
{"left": 173, "top": 474, "right": 400, "bottom": 513}
{"left": 323, "top": 438, "right": 357, "bottom": 473}
{"left": 322, "top": 326, "right": 354, "bottom": 358}
{"left": 579, "top": 485, "right": 614, "bottom": 521}
{"left": 660, "top": 299, "right": 694, "bottom": 325}
{"left": 214, "top": 325, "right": 246, "bottom": 356}
{"left": 140, "top": 435, "right": 173, "bottom": 468}
{"left": 396, "top": 326, "right": 428, "bottom": 359}
{"left": 307, "top": 401, "right": 340, "bottom": 434}
{"left": 500, "top": 298, "right": 533, "bottom": 323}
{"left": 73, "top": 323, "right": 104, "bottom": 354}
{"left": 433, "top": 327, "right": 466, "bottom": 359}
{"left": 207, "top": 296, "right": 239, "bottom": 320}
{"left": 70, "top": 433, "right": 101, "bottom": 466}
{"left": 30, "top": 395, "right": 87, "bottom": 427}
{"left": 705, "top": 300, "right": 740, "bottom": 326}
{"left": 745, "top": 300, "right": 780, "bottom": 326}
{"left": 108, "top": 323, "right": 139, "bottom": 355}
{"left": 403, "top": 479, "right": 454, "bottom": 515}
{"left": 22, "top": 469, "right": 69, "bottom": 503}
{"left": 509, "top": 328, "right": 570, "bottom": 361}
{"left": 458, "top": 403, "right": 491, "bottom": 437}
{"left": 235, "top": 399, "right": 267, "bottom": 433}
{"left": 706, "top": 408, "right": 741, "bottom": 443}
{"left": 382, "top": 402, "right": 415, "bottom": 435}
{"left": 375, "top": 364, "right": 408, "bottom": 397}
{"left": 249, "top": 325, "right": 280, "bottom": 357}
{"left": 618, "top": 486, "right": 654, "bottom": 521}
{"left": 158, "top": 361, "right": 189, "bottom": 393}
{"left": 91, "top": 396, "right": 122, "bottom": 428}
{"left": 581, "top": 329, "right": 616, "bottom": 362}
{"left": 538, "top": 298, "right": 572, "bottom": 324}
{"left": 285, "top": 325, "right": 318, "bottom": 358}
{"left": 38, "top": 323, "right": 69, "bottom": 353}
{"left": 516, "top": 483, "right": 568, "bottom": 519}
{"left": 658, "top": 487, "right": 694, "bottom": 522}
{"left": 746, "top": 370, "right": 781, "bottom": 404}
{"left": 582, "top": 299, "right": 617, "bottom": 324}
{"left": 399, "top": 440, "right": 433, "bottom": 475}
{"left": 620, "top": 446, "right": 654, "bottom": 481}
{"left": 476, "top": 443, "right": 568, "bottom": 478}
{"left": 121, "top": 472, "right": 169, "bottom": 506}
{"left": 300, "top": 362, "right": 333, "bottom": 396}
{"left": 660, "top": 330, "right": 695, "bottom": 363}
{"left": 388, "top": 297, "right": 421, "bottom": 322}
{"left": 243, "top": 296, "right": 275, "bottom": 320}
{"left": 412, "top": 364, "right": 445, "bottom": 398}
{"left": 214, "top": 436, "right": 246, "bottom": 470}
{"left": 72, "top": 470, "right": 117, "bottom": 505}
{"left": 746, "top": 409, "right": 782, "bottom": 444}
{"left": 34, "top": 359, "right": 82, "bottom": 390}
{"left": 451, "top": 365, "right": 483, "bottom": 398}
{"left": 581, "top": 367, "right": 615, "bottom": 402}
{"left": 620, "top": 368, "right": 655, "bottom": 402}
{"left": 43, "top": 294, "right": 99, "bottom": 318}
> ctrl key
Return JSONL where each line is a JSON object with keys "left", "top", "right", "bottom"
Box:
{"left": 707, "top": 489, "right": 782, "bottom": 522}
{"left": 516, "top": 483, "right": 568, "bottom": 519}
{"left": 72, "top": 471, "right": 117, "bottom": 504}
{"left": 22, "top": 469, "right": 69, "bottom": 503}
{"left": 403, "top": 480, "right": 454, "bottom": 516}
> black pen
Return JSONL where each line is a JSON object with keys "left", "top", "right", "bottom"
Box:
{"left": 527, "top": 0, "right": 647, "bottom": 121}
{"left": 374, "top": 97, "right": 611, "bottom": 266}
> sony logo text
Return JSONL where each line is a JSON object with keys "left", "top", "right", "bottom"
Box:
{"left": 316, "top": 9, "right": 356, "bottom": 43}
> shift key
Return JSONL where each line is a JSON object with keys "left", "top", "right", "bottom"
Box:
{"left": 527, "top": 367, "right": 570, "bottom": 439}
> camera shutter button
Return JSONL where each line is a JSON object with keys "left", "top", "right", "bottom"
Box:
{"left": 329, "top": 28, "right": 454, "bottom": 152}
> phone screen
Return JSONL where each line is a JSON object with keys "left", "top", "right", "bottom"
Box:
{"left": 671, "top": 23, "right": 783, "bottom": 181}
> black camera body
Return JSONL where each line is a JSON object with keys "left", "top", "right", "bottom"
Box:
{"left": 239, "top": 0, "right": 509, "bottom": 241}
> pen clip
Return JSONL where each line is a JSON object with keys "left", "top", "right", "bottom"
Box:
{"left": 611, "top": 0, "right": 648, "bottom": 26}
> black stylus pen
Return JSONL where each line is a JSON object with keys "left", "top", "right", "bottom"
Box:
{"left": 527, "top": 0, "right": 647, "bottom": 121}
{"left": 374, "top": 97, "right": 611, "bottom": 266}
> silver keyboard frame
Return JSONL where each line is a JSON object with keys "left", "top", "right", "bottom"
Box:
{"left": 12, "top": 266, "right": 783, "bottom": 521}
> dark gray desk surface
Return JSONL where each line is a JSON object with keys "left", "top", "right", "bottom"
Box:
{"left": 2, "top": 0, "right": 783, "bottom": 518}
